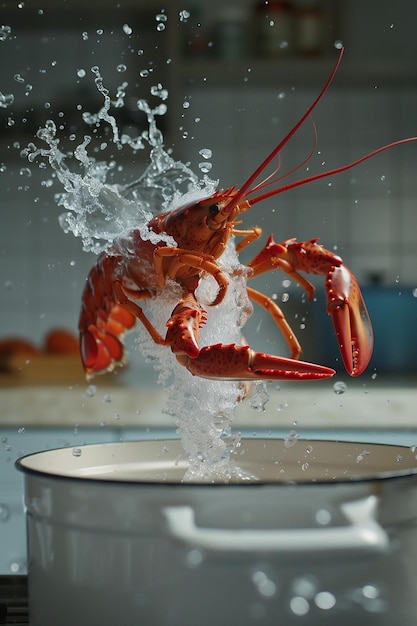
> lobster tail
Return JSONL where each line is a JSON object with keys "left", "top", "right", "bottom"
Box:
{"left": 79, "top": 252, "right": 136, "bottom": 379}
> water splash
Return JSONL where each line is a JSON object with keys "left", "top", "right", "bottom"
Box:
{"left": 25, "top": 69, "right": 255, "bottom": 482}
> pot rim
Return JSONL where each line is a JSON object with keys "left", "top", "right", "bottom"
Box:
{"left": 15, "top": 438, "right": 417, "bottom": 487}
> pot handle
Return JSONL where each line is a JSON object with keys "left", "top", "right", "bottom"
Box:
{"left": 163, "top": 495, "right": 388, "bottom": 554}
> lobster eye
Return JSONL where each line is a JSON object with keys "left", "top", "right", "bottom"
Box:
{"left": 208, "top": 203, "right": 220, "bottom": 216}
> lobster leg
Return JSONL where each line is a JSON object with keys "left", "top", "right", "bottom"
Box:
{"left": 246, "top": 236, "right": 373, "bottom": 376}
{"left": 154, "top": 246, "right": 229, "bottom": 305}
{"left": 165, "top": 295, "right": 335, "bottom": 381}
{"left": 246, "top": 286, "right": 302, "bottom": 360}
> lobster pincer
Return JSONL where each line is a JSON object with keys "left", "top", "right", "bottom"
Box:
{"left": 246, "top": 236, "right": 373, "bottom": 377}
{"left": 165, "top": 296, "right": 335, "bottom": 381}
{"left": 326, "top": 265, "right": 373, "bottom": 377}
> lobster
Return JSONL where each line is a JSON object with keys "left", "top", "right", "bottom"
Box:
{"left": 79, "top": 48, "right": 416, "bottom": 383}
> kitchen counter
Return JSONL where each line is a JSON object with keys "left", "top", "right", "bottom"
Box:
{"left": 1, "top": 375, "right": 416, "bottom": 430}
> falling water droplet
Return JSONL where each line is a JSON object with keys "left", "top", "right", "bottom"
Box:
{"left": 198, "top": 148, "right": 212, "bottom": 159}
{"left": 0, "top": 25, "right": 12, "bottom": 41}
{"left": 155, "top": 13, "right": 167, "bottom": 32}
{"left": 333, "top": 381, "right": 347, "bottom": 395}
{"left": 314, "top": 591, "right": 336, "bottom": 610}
{"left": 84, "top": 384, "right": 97, "bottom": 398}
{"left": 179, "top": 10, "right": 190, "bottom": 22}
{"left": 290, "top": 596, "right": 310, "bottom": 616}
{"left": 72, "top": 447, "right": 82, "bottom": 457}
{"left": 284, "top": 430, "right": 298, "bottom": 448}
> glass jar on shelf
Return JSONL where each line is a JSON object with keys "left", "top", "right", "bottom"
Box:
{"left": 294, "top": 0, "right": 325, "bottom": 56}
{"left": 213, "top": 6, "right": 250, "bottom": 60}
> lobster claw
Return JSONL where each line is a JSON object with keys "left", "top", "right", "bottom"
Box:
{"left": 184, "top": 344, "right": 335, "bottom": 381}
{"left": 326, "top": 266, "right": 373, "bottom": 377}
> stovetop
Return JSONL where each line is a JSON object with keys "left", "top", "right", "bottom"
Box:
{"left": 0, "top": 577, "right": 28, "bottom": 625}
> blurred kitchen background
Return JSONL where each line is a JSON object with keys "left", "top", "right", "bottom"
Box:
{"left": 1, "top": 0, "right": 417, "bottom": 578}
{"left": 1, "top": 0, "right": 417, "bottom": 375}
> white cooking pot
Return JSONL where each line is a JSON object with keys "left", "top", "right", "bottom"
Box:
{"left": 17, "top": 439, "right": 417, "bottom": 625}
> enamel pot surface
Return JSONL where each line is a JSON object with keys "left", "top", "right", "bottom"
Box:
{"left": 16, "top": 439, "right": 417, "bottom": 626}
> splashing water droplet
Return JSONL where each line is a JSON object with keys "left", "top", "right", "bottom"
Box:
{"left": 284, "top": 430, "right": 298, "bottom": 448}
{"left": 123, "top": 23, "right": 133, "bottom": 35}
{"left": 198, "top": 162, "right": 212, "bottom": 173}
{"left": 155, "top": 14, "right": 167, "bottom": 32}
{"left": 316, "top": 509, "right": 331, "bottom": 525}
{"left": 0, "top": 92, "right": 14, "bottom": 108}
{"left": 334, "top": 40, "right": 343, "bottom": 49}
{"left": 179, "top": 9, "right": 191, "bottom": 22}
{"left": 333, "top": 381, "right": 347, "bottom": 395}
{"left": 150, "top": 83, "right": 168, "bottom": 100}
{"left": 0, "top": 25, "right": 12, "bottom": 41}
{"left": 249, "top": 382, "right": 269, "bottom": 411}
{"left": 356, "top": 449, "right": 370, "bottom": 463}
{"left": 314, "top": 591, "right": 336, "bottom": 610}
{"left": 252, "top": 570, "right": 277, "bottom": 598}
{"left": 117, "top": 64, "right": 127, "bottom": 73}
{"left": 199, "top": 148, "right": 212, "bottom": 159}
{"left": 72, "top": 447, "right": 82, "bottom": 457}
{"left": 84, "top": 385, "right": 97, "bottom": 398}
{"left": 276, "top": 402, "right": 288, "bottom": 412}
{"left": 290, "top": 596, "right": 310, "bottom": 616}
{"left": 186, "top": 548, "right": 204, "bottom": 567}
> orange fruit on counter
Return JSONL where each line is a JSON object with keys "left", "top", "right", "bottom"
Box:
{"left": 44, "top": 328, "right": 79, "bottom": 355}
